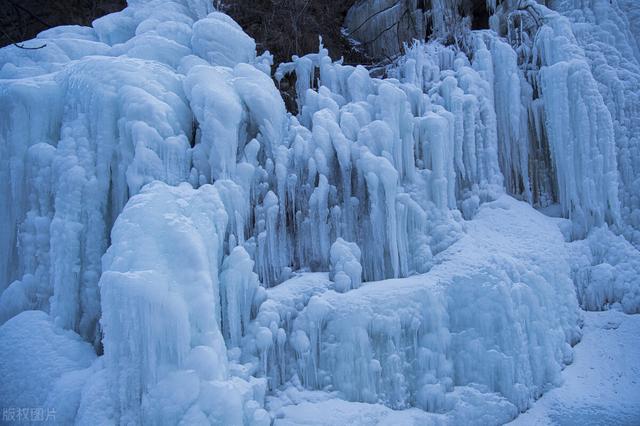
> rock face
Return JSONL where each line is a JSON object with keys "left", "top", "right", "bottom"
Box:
{"left": 0, "top": 0, "right": 126, "bottom": 48}
{"left": 223, "top": 0, "right": 492, "bottom": 64}
{"left": 223, "top": 0, "right": 368, "bottom": 65}
{"left": 344, "top": 0, "right": 428, "bottom": 60}
{"left": 343, "top": 0, "right": 496, "bottom": 60}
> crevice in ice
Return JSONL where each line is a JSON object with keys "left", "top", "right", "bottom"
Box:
{"left": 469, "top": 1, "right": 492, "bottom": 31}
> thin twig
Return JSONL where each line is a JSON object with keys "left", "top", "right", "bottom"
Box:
{"left": 0, "top": 27, "right": 46, "bottom": 49}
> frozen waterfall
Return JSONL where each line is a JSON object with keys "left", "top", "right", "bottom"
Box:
{"left": 1, "top": 0, "right": 639, "bottom": 424}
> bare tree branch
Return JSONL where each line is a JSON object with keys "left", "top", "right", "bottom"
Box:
{"left": 0, "top": 27, "right": 46, "bottom": 49}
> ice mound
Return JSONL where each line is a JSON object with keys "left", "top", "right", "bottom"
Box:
{"left": 0, "top": 310, "right": 96, "bottom": 422}
{"left": 570, "top": 226, "right": 640, "bottom": 313}
{"left": 329, "top": 238, "right": 362, "bottom": 292}
{"left": 100, "top": 181, "right": 268, "bottom": 425}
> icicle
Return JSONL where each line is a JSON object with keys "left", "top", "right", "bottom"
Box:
{"left": 220, "top": 246, "right": 259, "bottom": 348}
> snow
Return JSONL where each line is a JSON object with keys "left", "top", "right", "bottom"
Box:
{"left": 0, "top": 311, "right": 96, "bottom": 418}
{"left": 509, "top": 310, "right": 640, "bottom": 425}
{"left": 191, "top": 12, "right": 256, "bottom": 68}
{"left": 0, "top": 0, "right": 639, "bottom": 424}
{"left": 275, "top": 398, "right": 440, "bottom": 426}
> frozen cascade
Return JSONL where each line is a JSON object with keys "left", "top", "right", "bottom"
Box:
{"left": 0, "top": 0, "right": 638, "bottom": 424}
{"left": 531, "top": 4, "right": 621, "bottom": 237}
{"left": 0, "top": 55, "right": 194, "bottom": 345}
{"left": 544, "top": 0, "right": 640, "bottom": 246}
{"left": 274, "top": 37, "right": 508, "bottom": 282}
{"left": 251, "top": 197, "right": 580, "bottom": 420}
{"left": 483, "top": 0, "right": 625, "bottom": 238}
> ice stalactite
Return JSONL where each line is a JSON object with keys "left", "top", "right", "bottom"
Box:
{"left": 0, "top": 55, "right": 194, "bottom": 346}
{"left": 393, "top": 38, "right": 504, "bottom": 195}
{"left": 329, "top": 238, "right": 362, "bottom": 293}
{"left": 544, "top": 0, "right": 640, "bottom": 246}
{"left": 220, "top": 246, "right": 261, "bottom": 348}
{"left": 481, "top": 34, "right": 533, "bottom": 202}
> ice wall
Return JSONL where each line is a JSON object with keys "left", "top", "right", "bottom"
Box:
{"left": 530, "top": 3, "right": 621, "bottom": 237}
{"left": 272, "top": 38, "right": 510, "bottom": 285}
{"left": 0, "top": 0, "right": 216, "bottom": 345}
{"left": 544, "top": 0, "right": 640, "bottom": 245}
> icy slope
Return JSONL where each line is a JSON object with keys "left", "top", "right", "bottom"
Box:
{"left": 0, "top": 310, "right": 97, "bottom": 423}
{"left": 0, "top": 0, "right": 639, "bottom": 424}
{"left": 509, "top": 309, "right": 640, "bottom": 425}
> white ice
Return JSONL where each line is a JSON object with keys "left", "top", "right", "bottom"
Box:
{"left": 0, "top": 0, "right": 639, "bottom": 424}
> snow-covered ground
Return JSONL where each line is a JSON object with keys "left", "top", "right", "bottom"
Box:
{"left": 511, "top": 310, "right": 640, "bottom": 426}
